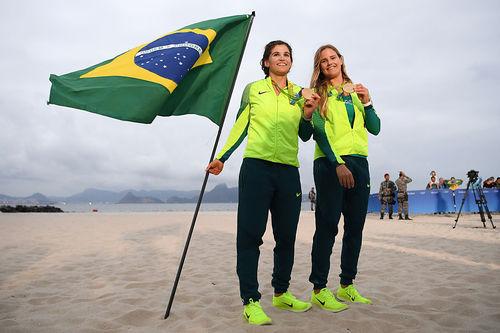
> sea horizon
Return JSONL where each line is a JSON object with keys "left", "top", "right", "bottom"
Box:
{"left": 51, "top": 202, "right": 317, "bottom": 213}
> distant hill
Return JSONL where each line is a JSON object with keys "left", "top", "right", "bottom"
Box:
{"left": 128, "top": 189, "right": 198, "bottom": 202}
{"left": 116, "top": 192, "right": 164, "bottom": 204}
{"left": 204, "top": 183, "right": 238, "bottom": 203}
{"left": 64, "top": 188, "right": 124, "bottom": 203}
{"left": 0, "top": 194, "right": 16, "bottom": 203}
{"left": 0, "top": 192, "right": 53, "bottom": 205}
{"left": 165, "top": 196, "right": 194, "bottom": 203}
{"left": 0, "top": 183, "right": 273, "bottom": 205}
{"left": 167, "top": 183, "right": 238, "bottom": 203}
{"left": 0, "top": 183, "right": 315, "bottom": 205}
{"left": 60, "top": 188, "right": 199, "bottom": 203}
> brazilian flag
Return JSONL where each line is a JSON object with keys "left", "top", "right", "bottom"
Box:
{"left": 49, "top": 14, "right": 254, "bottom": 125}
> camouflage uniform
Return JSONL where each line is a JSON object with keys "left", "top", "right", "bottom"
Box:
{"left": 308, "top": 188, "right": 316, "bottom": 211}
{"left": 395, "top": 175, "right": 412, "bottom": 220}
{"left": 379, "top": 180, "right": 396, "bottom": 219}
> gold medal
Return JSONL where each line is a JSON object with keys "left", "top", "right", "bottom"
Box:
{"left": 343, "top": 83, "right": 355, "bottom": 94}
{"left": 301, "top": 88, "right": 314, "bottom": 100}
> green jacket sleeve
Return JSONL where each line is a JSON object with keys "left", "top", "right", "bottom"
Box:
{"left": 311, "top": 110, "right": 345, "bottom": 166}
{"left": 215, "top": 84, "right": 251, "bottom": 163}
{"left": 298, "top": 117, "right": 313, "bottom": 142}
{"left": 364, "top": 105, "right": 381, "bottom": 135}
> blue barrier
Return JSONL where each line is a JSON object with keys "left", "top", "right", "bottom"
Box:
{"left": 368, "top": 188, "right": 500, "bottom": 214}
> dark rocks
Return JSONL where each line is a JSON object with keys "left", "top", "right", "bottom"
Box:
{"left": 0, "top": 205, "right": 64, "bottom": 213}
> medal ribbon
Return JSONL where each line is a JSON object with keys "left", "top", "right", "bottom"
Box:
{"left": 271, "top": 79, "right": 303, "bottom": 105}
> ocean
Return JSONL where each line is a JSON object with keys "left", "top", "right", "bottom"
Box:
{"left": 55, "top": 202, "right": 315, "bottom": 213}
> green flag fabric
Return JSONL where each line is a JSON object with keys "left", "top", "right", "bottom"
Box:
{"left": 49, "top": 14, "right": 253, "bottom": 125}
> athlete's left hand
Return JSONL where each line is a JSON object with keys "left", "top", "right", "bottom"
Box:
{"left": 303, "top": 93, "right": 320, "bottom": 119}
{"left": 354, "top": 84, "right": 371, "bottom": 104}
{"left": 336, "top": 164, "right": 355, "bottom": 189}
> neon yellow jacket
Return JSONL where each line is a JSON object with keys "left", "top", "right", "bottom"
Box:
{"left": 313, "top": 88, "right": 380, "bottom": 165}
{"left": 216, "top": 77, "right": 312, "bottom": 167}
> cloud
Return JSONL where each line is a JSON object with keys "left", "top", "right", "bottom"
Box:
{"left": 1, "top": 0, "right": 499, "bottom": 196}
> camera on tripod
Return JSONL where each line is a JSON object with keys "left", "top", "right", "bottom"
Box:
{"left": 467, "top": 169, "right": 479, "bottom": 182}
{"left": 454, "top": 169, "right": 495, "bottom": 229}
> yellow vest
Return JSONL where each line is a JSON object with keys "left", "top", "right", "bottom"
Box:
{"left": 314, "top": 91, "right": 368, "bottom": 161}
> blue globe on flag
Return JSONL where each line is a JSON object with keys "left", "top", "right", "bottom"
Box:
{"left": 134, "top": 32, "right": 209, "bottom": 84}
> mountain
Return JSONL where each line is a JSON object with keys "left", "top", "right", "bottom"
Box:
{"left": 116, "top": 192, "right": 164, "bottom": 204}
{"left": 0, "top": 184, "right": 239, "bottom": 205}
{"left": 27, "top": 193, "right": 52, "bottom": 203}
{"left": 203, "top": 183, "right": 238, "bottom": 203}
{"left": 127, "top": 189, "right": 199, "bottom": 202}
{"left": 53, "top": 186, "right": 232, "bottom": 204}
{"left": 167, "top": 183, "right": 238, "bottom": 203}
{"left": 165, "top": 196, "right": 194, "bottom": 203}
{"left": 60, "top": 188, "right": 199, "bottom": 203}
{"left": 0, "top": 194, "right": 17, "bottom": 203}
{"left": 64, "top": 188, "right": 123, "bottom": 203}
{"left": 0, "top": 192, "right": 53, "bottom": 205}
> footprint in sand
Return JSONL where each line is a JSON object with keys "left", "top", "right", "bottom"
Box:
{"left": 114, "top": 309, "right": 157, "bottom": 327}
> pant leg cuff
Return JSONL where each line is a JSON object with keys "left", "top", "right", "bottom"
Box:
{"left": 313, "top": 284, "right": 327, "bottom": 290}
{"left": 273, "top": 288, "right": 288, "bottom": 295}
{"left": 242, "top": 296, "right": 261, "bottom": 305}
{"left": 340, "top": 278, "right": 353, "bottom": 286}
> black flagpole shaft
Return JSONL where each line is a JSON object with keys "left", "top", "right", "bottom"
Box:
{"left": 164, "top": 12, "right": 255, "bottom": 319}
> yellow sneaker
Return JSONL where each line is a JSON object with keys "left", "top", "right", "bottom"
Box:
{"left": 272, "top": 291, "right": 312, "bottom": 312}
{"left": 311, "top": 288, "right": 349, "bottom": 312}
{"left": 243, "top": 299, "right": 272, "bottom": 325}
{"left": 336, "top": 284, "right": 372, "bottom": 304}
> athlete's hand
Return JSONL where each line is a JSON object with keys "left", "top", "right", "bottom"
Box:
{"left": 336, "top": 164, "right": 355, "bottom": 189}
{"left": 303, "top": 93, "right": 320, "bottom": 120}
{"left": 206, "top": 159, "right": 224, "bottom": 175}
{"left": 354, "top": 83, "right": 371, "bottom": 104}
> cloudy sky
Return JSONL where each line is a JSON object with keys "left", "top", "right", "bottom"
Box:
{"left": 1, "top": 0, "right": 499, "bottom": 197}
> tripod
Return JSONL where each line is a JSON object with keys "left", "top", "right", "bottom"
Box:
{"left": 453, "top": 179, "right": 496, "bottom": 229}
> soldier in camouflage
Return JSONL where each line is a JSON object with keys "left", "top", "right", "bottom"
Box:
{"left": 308, "top": 187, "right": 316, "bottom": 211}
{"left": 378, "top": 173, "right": 396, "bottom": 219}
{"left": 395, "top": 171, "right": 413, "bottom": 220}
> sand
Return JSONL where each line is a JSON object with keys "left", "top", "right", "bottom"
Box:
{"left": 0, "top": 211, "right": 499, "bottom": 332}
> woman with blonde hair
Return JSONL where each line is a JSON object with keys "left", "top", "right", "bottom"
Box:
{"left": 307, "top": 44, "right": 380, "bottom": 312}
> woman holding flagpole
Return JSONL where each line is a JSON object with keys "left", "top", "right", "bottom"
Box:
{"left": 207, "top": 40, "right": 319, "bottom": 325}
{"left": 306, "top": 44, "right": 380, "bottom": 313}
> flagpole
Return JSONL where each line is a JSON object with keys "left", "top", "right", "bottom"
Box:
{"left": 164, "top": 11, "right": 255, "bottom": 320}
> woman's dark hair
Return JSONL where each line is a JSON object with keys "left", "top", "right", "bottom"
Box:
{"left": 260, "top": 40, "right": 293, "bottom": 77}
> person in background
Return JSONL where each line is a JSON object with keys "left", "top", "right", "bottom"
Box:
{"left": 396, "top": 171, "right": 412, "bottom": 220}
{"left": 495, "top": 177, "right": 500, "bottom": 189}
{"left": 307, "top": 44, "right": 380, "bottom": 313}
{"left": 379, "top": 173, "right": 396, "bottom": 219}
{"left": 308, "top": 187, "right": 316, "bottom": 211}
{"left": 445, "top": 177, "right": 463, "bottom": 191}
{"left": 206, "top": 40, "right": 319, "bottom": 325}
{"left": 438, "top": 177, "right": 447, "bottom": 189}
{"left": 483, "top": 177, "right": 496, "bottom": 188}
{"left": 426, "top": 176, "right": 439, "bottom": 189}
{"left": 446, "top": 176, "right": 463, "bottom": 212}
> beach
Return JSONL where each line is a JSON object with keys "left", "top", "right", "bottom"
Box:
{"left": 1, "top": 211, "right": 499, "bottom": 332}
